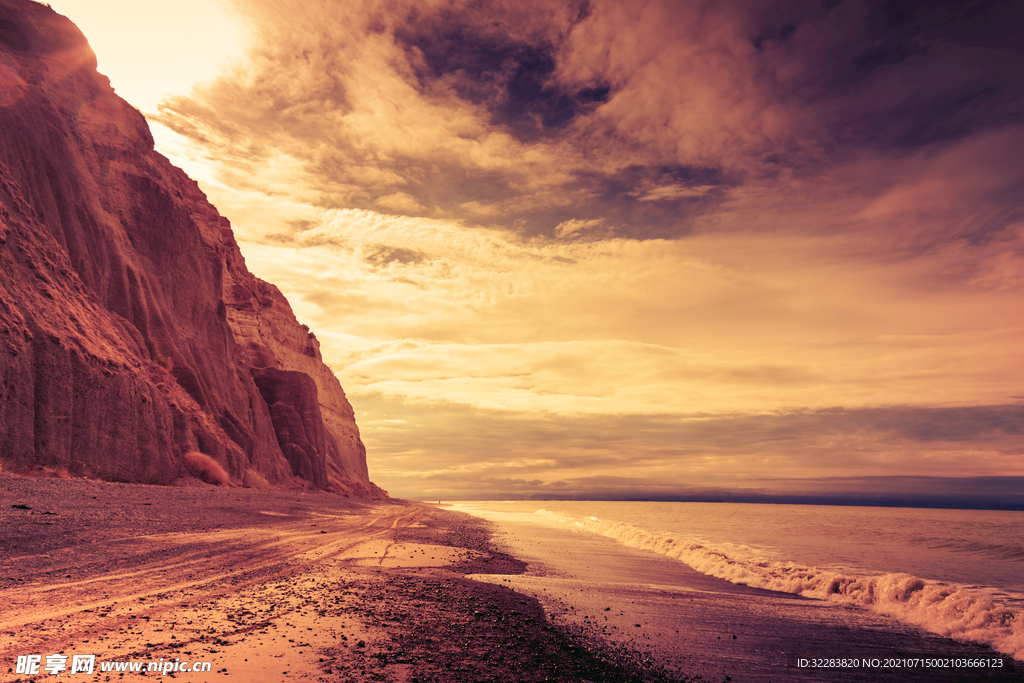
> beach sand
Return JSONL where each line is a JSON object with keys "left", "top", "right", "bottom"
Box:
{"left": 0, "top": 476, "right": 674, "bottom": 682}
{"left": 1, "top": 475, "right": 1018, "bottom": 682}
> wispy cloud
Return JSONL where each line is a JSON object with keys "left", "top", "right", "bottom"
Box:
{"left": 355, "top": 398, "right": 1024, "bottom": 499}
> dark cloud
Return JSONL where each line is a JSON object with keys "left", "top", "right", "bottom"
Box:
{"left": 155, "top": 0, "right": 1024, "bottom": 242}
{"left": 366, "top": 246, "right": 427, "bottom": 267}
{"left": 871, "top": 404, "right": 1024, "bottom": 441}
{"left": 756, "top": 0, "right": 1024, "bottom": 153}
{"left": 393, "top": 0, "right": 605, "bottom": 142}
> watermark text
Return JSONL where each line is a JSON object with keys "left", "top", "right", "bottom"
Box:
{"left": 16, "top": 654, "right": 213, "bottom": 676}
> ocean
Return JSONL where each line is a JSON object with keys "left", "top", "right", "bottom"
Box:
{"left": 449, "top": 501, "right": 1023, "bottom": 681}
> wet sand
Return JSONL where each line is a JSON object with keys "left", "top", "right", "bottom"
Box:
{"left": 458, "top": 513, "right": 1022, "bottom": 682}
{"left": 1, "top": 475, "right": 1018, "bottom": 682}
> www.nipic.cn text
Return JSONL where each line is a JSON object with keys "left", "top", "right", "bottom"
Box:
{"left": 15, "top": 654, "right": 214, "bottom": 676}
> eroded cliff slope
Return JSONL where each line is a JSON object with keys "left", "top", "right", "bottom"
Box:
{"left": 0, "top": 0, "right": 385, "bottom": 497}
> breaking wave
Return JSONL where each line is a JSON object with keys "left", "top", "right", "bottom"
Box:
{"left": 533, "top": 509, "right": 1024, "bottom": 660}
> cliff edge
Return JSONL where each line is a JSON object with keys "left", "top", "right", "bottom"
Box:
{"left": 0, "top": 0, "right": 386, "bottom": 497}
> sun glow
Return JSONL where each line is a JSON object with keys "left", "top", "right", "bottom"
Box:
{"left": 41, "top": 0, "right": 246, "bottom": 114}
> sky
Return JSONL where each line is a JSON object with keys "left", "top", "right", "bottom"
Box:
{"left": 41, "top": 0, "right": 1024, "bottom": 504}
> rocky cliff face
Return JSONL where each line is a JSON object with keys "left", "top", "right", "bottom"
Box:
{"left": 0, "top": 0, "right": 385, "bottom": 497}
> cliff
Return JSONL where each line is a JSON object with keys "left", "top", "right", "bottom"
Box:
{"left": 0, "top": 0, "right": 385, "bottom": 497}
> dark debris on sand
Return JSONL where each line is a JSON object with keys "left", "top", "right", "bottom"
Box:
{"left": 330, "top": 508, "right": 693, "bottom": 683}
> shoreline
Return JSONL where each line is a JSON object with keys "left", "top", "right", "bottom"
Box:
{"left": 2, "top": 475, "right": 1019, "bottom": 682}
{"left": 450, "top": 502, "right": 1024, "bottom": 682}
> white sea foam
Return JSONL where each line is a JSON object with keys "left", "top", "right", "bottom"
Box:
{"left": 532, "top": 509, "right": 1024, "bottom": 660}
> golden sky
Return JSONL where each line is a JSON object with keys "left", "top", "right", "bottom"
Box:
{"left": 42, "top": 0, "right": 1024, "bottom": 502}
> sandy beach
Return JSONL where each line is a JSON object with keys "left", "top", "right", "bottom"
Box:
{"left": 2, "top": 475, "right": 1019, "bottom": 683}
{"left": 0, "top": 476, "right": 675, "bottom": 682}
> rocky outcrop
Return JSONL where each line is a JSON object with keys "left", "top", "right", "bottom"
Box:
{"left": 0, "top": 0, "right": 385, "bottom": 497}
{"left": 221, "top": 244, "right": 373, "bottom": 493}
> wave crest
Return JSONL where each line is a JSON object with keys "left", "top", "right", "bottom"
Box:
{"left": 533, "top": 509, "right": 1024, "bottom": 660}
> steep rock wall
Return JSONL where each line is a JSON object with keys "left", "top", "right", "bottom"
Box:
{"left": 0, "top": 0, "right": 384, "bottom": 497}
{"left": 223, "top": 259, "right": 372, "bottom": 491}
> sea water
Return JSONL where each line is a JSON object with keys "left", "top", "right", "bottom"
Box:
{"left": 449, "top": 501, "right": 1024, "bottom": 665}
